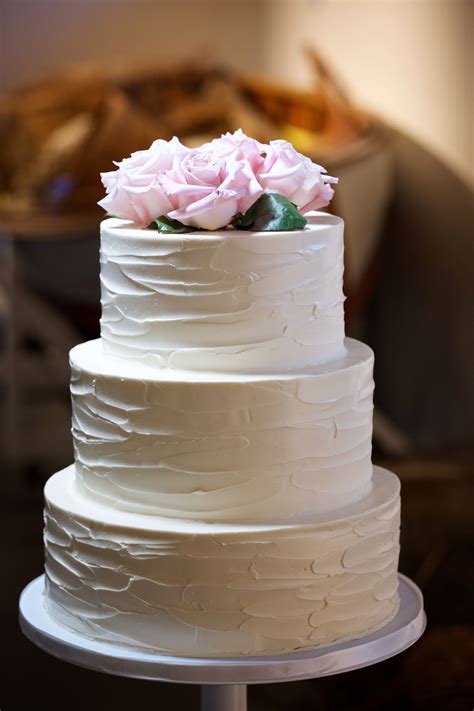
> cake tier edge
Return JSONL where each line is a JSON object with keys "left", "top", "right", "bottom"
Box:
{"left": 71, "top": 337, "right": 374, "bottom": 522}
{"left": 100, "top": 213, "right": 346, "bottom": 374}
{"left": 43, "top": 465, "right": 400, "bottom": 658}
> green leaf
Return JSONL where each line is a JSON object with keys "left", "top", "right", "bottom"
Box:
{"left": 233, "top": 193, "right": 307, "bottom": 232}
{"left": 150, "top": 215, "right": 197, "bottom": 233}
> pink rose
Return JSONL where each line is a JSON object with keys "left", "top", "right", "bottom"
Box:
{"left": 200, "top": 129, "right": 266, "bottom": 174}
{"left": 98, "top": 131, "right": 338, "bottom": 229}
{"left": 98, "top": 137, "right": 188, "bottom": 226}
{"left": 162, "top": 148, "right": 264, "bottom": 230}
{"left": 257, "top": 139, "right": 338, "bottom": 212}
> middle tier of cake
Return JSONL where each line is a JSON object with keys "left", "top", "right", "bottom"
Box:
{"left": 71, "top": 337, "right": 374, "bottom": 523}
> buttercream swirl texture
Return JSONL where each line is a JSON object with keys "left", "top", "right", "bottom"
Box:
{"left": 41, "top": 210, "right": 403, "bottom": 657}
{"left": 71, "top": 338, "right": 374, "bottom": 522}
{"left": 44, "top": 466, "right": 400, "bottom": 657}
{"left": 100, "top": 213, "right": 346, "bottom": 373}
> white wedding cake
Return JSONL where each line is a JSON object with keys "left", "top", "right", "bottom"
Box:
{"left": 42, "top": 133, "right": 400, "bottom": 657}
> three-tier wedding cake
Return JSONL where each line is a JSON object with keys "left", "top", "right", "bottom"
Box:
{"left": 42, "top": 131, "right": 400, "bottom": 657}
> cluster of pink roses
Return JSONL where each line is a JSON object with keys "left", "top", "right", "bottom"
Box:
{"left": 99, "top": 130, "right": 337, "bottom": 231}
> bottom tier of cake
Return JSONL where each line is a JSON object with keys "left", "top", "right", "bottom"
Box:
{"left": 43, "top": 466, "right": 400, "bottom": 657}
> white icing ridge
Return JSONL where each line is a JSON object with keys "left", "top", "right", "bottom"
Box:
{"left": 70, "top": 338, "right": 374, "bottom": 522}
{"left": 100, "top": 212, "right": 346, "bottom": 373}
{"left": 44, "top": 466, "right": 400, "bottom": 658}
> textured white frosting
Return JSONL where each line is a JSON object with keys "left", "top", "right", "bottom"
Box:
{"left": 70, "top": 338, "right": 374, "bottom": 522}
{"left": 100, "top": 213, "right": 346, "bottom": 373}
{"left": 41, "top": 208, "right": 403, "bottom": 657}
{"left": 44, "top": 465, "right": 400, "bottom": 658}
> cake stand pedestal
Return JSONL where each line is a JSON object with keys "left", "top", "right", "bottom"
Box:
{"left": 20, "top": 573, "right": 425, "bottom": 711}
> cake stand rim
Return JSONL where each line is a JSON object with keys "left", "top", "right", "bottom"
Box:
{"left": 19, "top": 573, "right": 426, "bottom": 685}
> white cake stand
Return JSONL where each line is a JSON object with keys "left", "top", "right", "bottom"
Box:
{"left": 19, "top": 573, "right": 425, "bottom": 711}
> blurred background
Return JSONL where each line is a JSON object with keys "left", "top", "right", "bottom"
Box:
{"left": 1, "top": 1, "right": 472, "bottom": 709}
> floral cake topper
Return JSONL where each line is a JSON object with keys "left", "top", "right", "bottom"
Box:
{"left": 99, "top": 130, "right": 338, "bottom": 232}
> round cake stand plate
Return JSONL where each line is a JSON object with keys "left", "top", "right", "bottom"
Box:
{"left": 20, "top": 573, "right": 425, "bottom": 711}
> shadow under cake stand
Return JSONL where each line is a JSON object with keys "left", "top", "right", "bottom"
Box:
{"left": 20, "top": 573, "right": 425, "bottom": 711}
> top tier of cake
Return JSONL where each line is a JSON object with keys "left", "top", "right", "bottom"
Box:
{"left": 100, "top": 212, "right": 346, "bottom": 373}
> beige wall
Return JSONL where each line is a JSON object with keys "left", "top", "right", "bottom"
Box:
{"left": 261, "top": 0, "right": 473, "bottom": 187}
{"left": 0, "top": 1, "right": 265, "bottom": 90}
{"left": 1, "top": 0, "right": 472, "bottom": 186}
